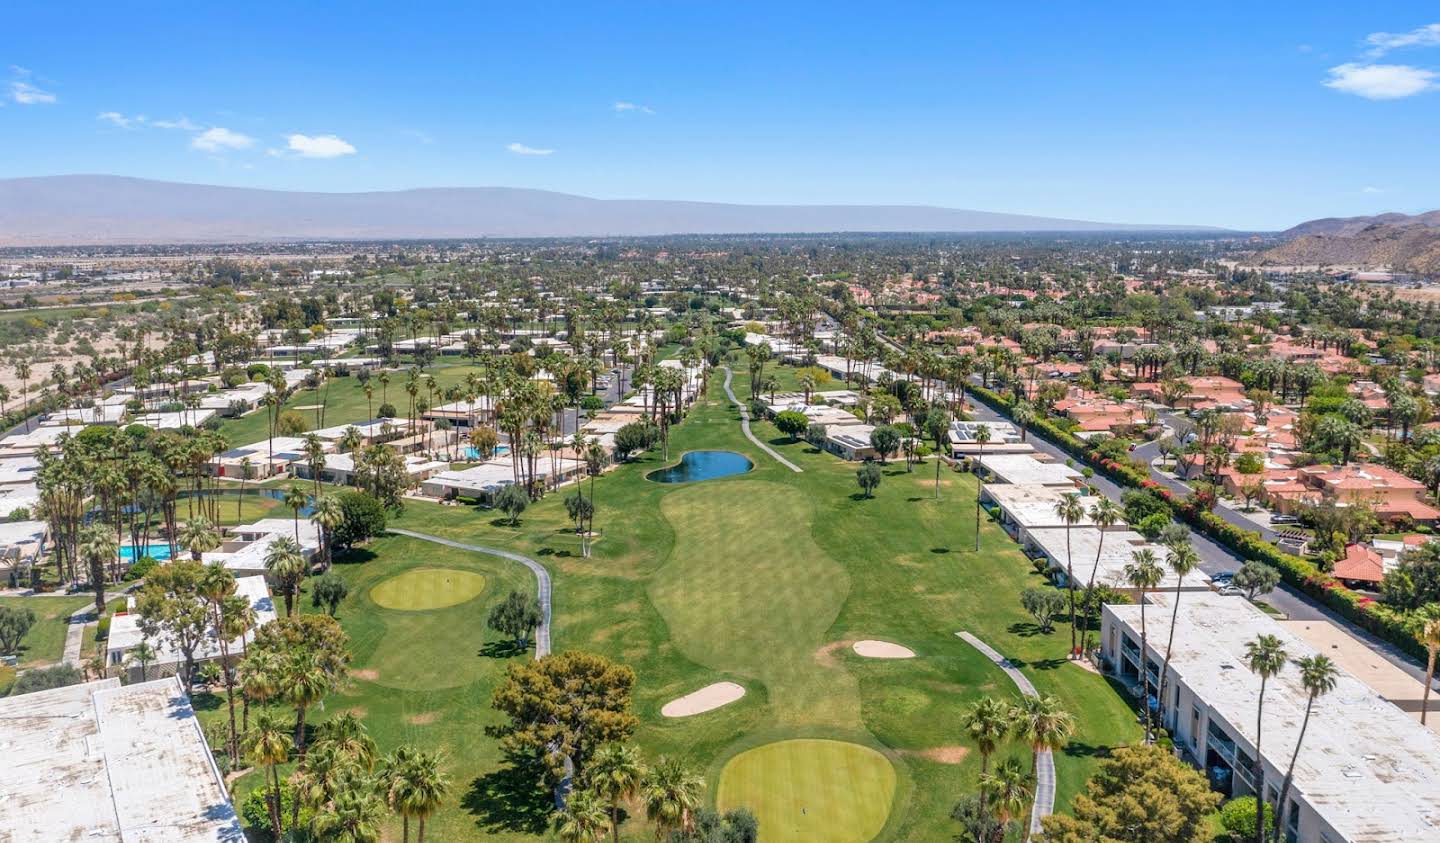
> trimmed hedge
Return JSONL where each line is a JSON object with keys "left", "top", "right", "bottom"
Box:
{"left": 968, "top": 383, "right": 1427, "bottom": 660}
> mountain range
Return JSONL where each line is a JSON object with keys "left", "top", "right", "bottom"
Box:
{"left": 0, "top": 175, "right": 1222, "bottom": 245}
{"left": 1263, "top": 211, "right": 1440, "bottom": 275}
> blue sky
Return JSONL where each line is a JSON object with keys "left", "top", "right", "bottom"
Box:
{"left": 1, "top": 2, "right": 1437, "bottom": 229}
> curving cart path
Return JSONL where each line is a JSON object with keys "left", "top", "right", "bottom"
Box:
{"left": 957, "top": 631, "right": 1055, "bottom": 839}
{"left": 719, "top": 367, "right": 803, "bottom": 473}
{"left": 389, "top": 529, "right": 551, "bottom": 658}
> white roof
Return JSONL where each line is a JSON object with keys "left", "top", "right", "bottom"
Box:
{"left": 0, "top": 677, "right": 244, "bottom": 842}
{"left": 1110, "top": 591, "right": 1440, "bottom": 841}
{"left": 204, "top": 520, "right": 320, "bottom": 573}
{"left": 0, "top": 455, "right": 40, "bottom": 486}
{"left": 981, "top": 454, "right": 1083, "bottom": 486}
{"left": 0, "top": 519, "right": 45, "bottom": 550}
{"left": 109, "top": 576, "right": 276, "bottom": 665}
{"left": 39, "top": 405, "right": 126, "bottom": 426}
{"left": 984, "top": 484, "right": 1106, "bottom": 529}
{"left": 218, "top": 436, "right": 311, "bottom": 463}
{"left": 130, "top": 409, "right": 217, "bottom": 430}
{"left": 1028, "top": 526, "right": 1197, "bottom": 590}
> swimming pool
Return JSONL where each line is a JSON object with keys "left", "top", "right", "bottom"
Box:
{"left": 463, "top": 444, "right": 510, "bottom": 461}
{"left": 120, "top": 543, "right": 174, "bottom": 562}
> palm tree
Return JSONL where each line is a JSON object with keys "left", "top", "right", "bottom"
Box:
{"left": 1156, "top": 539, "right": 1200, "bottom": 723}
{"left": 284, "top": 482, "right": 309, "bottom": 543}
{"left": 311, "top": 494, "right": 345, "bottom": 570}
{"left": 126, "top": 640, "right": 156, "bottom": 681}
{"left": 315, "top": 712, "right": 379, "bottom": 769}
{"left": 1011, "top": 694, "right": 1075, "bottom": 775}
{"left": 237, "top": 456, "right": 253, "bottom": 521}
{"left": 642, "top": 756, "right": 704, "bottom": 839}
{"left": 980, "top": 757, "right": 1032, "bottom": 831}
{"left": 554, "top": 788, "right": 611, "bottom": 843}
{"left": 392, "top": 748, "right": 449, "bottom": 843}
{"left": 265, "top": 535, "right": 306, "bottom": 616}
{"left": 1080, "top": 496, "right": 1123, "bottom": 655}
{"left": 310, "top": 779, "right": 387, "bottom": 843}
{"left": 962, "top": 696, "right": 1013, "bottom": 834}
{"left": 973, "top": 423, "right": 991, "bottom": 552}
{"left": 1244, "top": 634, "right": 1289, "bottom": 843}
{"left": 1420, "top": 604, "right": 1440, "bottom": 726}
{"left": 239, "top": 649, "right": 280, "bottom": 735}
{"left": 78, "top": 523, "right": 118, "bottom": 616}
{"left": 1124, "top": 548, "right": 1164, "bottom": 743}
{"left": 1271, "top": 655, "right": 1338, "bottom": 843}
{"left": 243, "top": 712, "right": 294, "bottom": 836}
{"left": 179, "top": 517, "right": 221, "bottom": 562}
{"left": 1054, "top": 492, "right": 1086, "bottom": 658}
{"left": 587, "top": 743, "right": 647, "bottom": 841}
{"left": 303, "top": 433, "right": 327, "bottom": 496}
{"left": 284, "top": 651, "right": 333, "bottom": 757}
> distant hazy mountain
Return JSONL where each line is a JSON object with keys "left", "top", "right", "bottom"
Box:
{"left": 0, "top": 175, "right": 1222, "bottom": 245}
{"left": 1265, "top": 210, "right": 1440, "bottom": 275}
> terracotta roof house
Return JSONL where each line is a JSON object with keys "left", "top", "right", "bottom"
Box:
{"left": 1333, "top": 543, "right": 1386, "bottom": 588}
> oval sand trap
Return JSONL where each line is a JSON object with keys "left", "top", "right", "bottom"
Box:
{"left": 661, "top": 681, "right": 746, "bottom": 717}
{"left": 370, "top": 567, "right": 486, "bottom": 611}
{"left": 852, "top": 640, "right": 916, "bottom": 659}
{"left": 718, "top": 739, "right": 896, "bottom": 843}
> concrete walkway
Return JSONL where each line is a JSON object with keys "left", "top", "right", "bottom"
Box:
{"left": 61, "top": 607, "right": 94, "bottom": 666}
{"left": 719, "top": 367, "right": 803, "bottom": 473}
{"left": 388, "top": 528, "right": 552, "bottom": 657}
{"left": 956, "top": 631, "right": 1055, "bottom": 838}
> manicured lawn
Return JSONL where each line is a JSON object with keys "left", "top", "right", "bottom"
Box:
{"left": 717, "top": 739, "right": 897, "bottom": 843}
{"left": 226, "top": 374, "right": 1138, "bottom": 842}
{"left": 369, "top": 567, "right": 487, "bottom": 611}
{"left": 742, "top": 361, "right": 852, "bottom": 398}
{"left": 0, "top": 595, "right": 91, "bottom": 667}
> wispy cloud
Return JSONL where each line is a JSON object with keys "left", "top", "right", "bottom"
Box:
{"left": 1324, "top": 63, "right": 1438, "bottom": 99}
{"left": 191, "top": 127, "right": 256, "bottom": 152}
{"left": 285, "top": 133, "right": 357, "bottom": 158}
{"left": 613, "top": 100, "right": 655, "bottom": 114}
{"left": 153, "top": 117, "right": 199, "bottom": 131}
{"left": 401, "top": 128, "right": 434, "bottom": 145}
{"left": 97, "top": 111, "right": 144, "bottom": 129}
{"left": 507, "top": 142, "right": 554, "bottom": 156}
{"left": 1361, "top": 186, "right": 1385, "bottom": 194}
{"left": 1364, "top": 22, "right": 1440, "bottom": 56}
{"left": 9, "top": 75, "right": 56, "bottom": 104}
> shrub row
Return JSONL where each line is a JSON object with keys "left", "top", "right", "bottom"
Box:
{"left": 967, "top": 384, "right": 1427, "bottom": 660}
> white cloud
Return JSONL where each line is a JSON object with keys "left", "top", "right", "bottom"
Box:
{"left": 1365, "top": 23, "right": 1440, "bottom": 56}
{"left": 10, "top": 80, "right": 56, "bottom": 105}
{"left": 285, "top": 133, "right": 357, "bottom": 158}
{"left": 507, "top": 142, "right": 554, "bottom": 156}
{"left": 1324, "top": 63, "right": 1438, "bottom": 99}
{"left": 191, "top": 127, "right": 256, "bottom": 152}
{"left": 613, "top": 100, "right": 655, "bottom": 114}
{"left": 1361, "top": 186, "right": 1384, "bottom": 194}
{"left": 153, "top": 117, "right": 199, "bottom": 131}
{"left": 97, "top": 111, "right": 145, "bottom": 129}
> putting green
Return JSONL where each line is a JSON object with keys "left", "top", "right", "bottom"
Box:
{"left": 717, "top": 739, "right": 896, "bottom": 843}
{"left": 369, "top": 568, "right": 486, "bottom": 611}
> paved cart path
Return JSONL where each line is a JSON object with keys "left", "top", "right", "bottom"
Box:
{"left": 720, "top": 367, "right": 803, "bottom": 473}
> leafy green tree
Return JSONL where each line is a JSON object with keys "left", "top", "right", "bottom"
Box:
{"left": 1220, "top": 796, "right": 1274, "bottom": 841}
{"left": 136, "top": 559, "right": 212, "bottom": 688}
{"left": 613, "top": 421, "right": 657, "bottom": 461}
{"left": 773, "top": 410, "right": 808, "bottom": 441}
{"left": 1020, "top": 587, "right": 1066, "bottom": 633}
{"left": 310, "top": 573, "right": 350, "bottom": 616}
{"left": 855, "top": 461, "right": 882, "bottom": 499}
{"left": 1233, "top": 560, "right": 1281, "bottom": 602}
{"left": 9, "top": 663, "right": 83, "bottom": 696}
{"left": 0, "top": 604, "right": 36, "bottom": 655}
{"left": 1040, "top": 744, "right": 1220, "bottom": 843}
{"left": 487, "top": 590, "right": 544, "bottom": 650}
{"left": 869, "top": 424, "right": 901, "bottom": 463}
{"left": 333, "top": 490, "right": 387, "bottom": 550}
{"left": 496, "top": 483, "right": 529, "bottom": 526}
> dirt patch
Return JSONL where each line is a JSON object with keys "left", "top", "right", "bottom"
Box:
{"left": 905, "top": 745, "right": 969, "bottom": 764}
{"left": 1070, "top": 658, "right": 1102, "bottom": 675}
{"left": 406, "top": 711, "right": 439, "bottom": 725}
{"left": 351, "top": 668, "right": 380, "bottom": 681}
{"left": 339, "top": 706, "right": 368, "bottom": 719}
{"left": 814, "top": 639, "right": 855, "bottom": 668}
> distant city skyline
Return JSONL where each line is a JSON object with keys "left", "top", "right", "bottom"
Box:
{"left": 1, "top": 2, "right": 1437, "bottom": 230}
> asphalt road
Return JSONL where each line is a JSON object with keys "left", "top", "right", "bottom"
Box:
{"left": 964, "top": 396, "right": 1431, "bottom": 684}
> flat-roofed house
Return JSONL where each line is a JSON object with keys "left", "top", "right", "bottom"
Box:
{"left": 980, "top": 484, "right": 1106, "bottom": 546}
{"left": 107, "top": 575, "right": 276, "bottom": 680}
{"left": 977, "top": 454, "right": 1084, "bottom": 489}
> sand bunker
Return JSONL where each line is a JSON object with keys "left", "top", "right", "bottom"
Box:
{"left": 661, "top": 682, "right": 746, "bottom": 717}
{"left": 852, "top": 640, "right": 916, "bottom": 659}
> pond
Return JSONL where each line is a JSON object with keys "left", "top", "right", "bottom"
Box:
{"left": 647, "top": 450, "right": 754, "bottom": 484}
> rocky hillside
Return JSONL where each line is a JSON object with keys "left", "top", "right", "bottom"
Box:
{"left": 1262, "top": 211, "right": 1440, "bottom": 275}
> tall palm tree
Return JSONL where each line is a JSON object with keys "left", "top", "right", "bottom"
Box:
{"left": 315, "top": 712, "right": 379, "bottom": 770}
{"left": 962, "top": 696, "right": 1013, "bottom": 835}
{"left": 311, "top": 494, "right": 345, "bottom": 571}
{"left": 393, "top": 748, "right": 449, "bottom": 843}
{"left": 284, "top": 482, "right": 309, "bottom": 543}
{"left": 179, "top": 517, "right": 221, "bottom": 562}
{"left": 243, "top": 712, "right": 294, "bottom": 836}
{"left": 239, "top": 649, "right": 280, "bottom": 734}
{"left": 1080, "top": 497, "right": 1123, "bottom": 654}
{"left": 554, "top": 788, "right": 611, "bottom": 843}
{"left": 1124, "top": 548, "right": 1164, "bottom": 743}
{"left": 642, "top": 756, "right": 704, "bottom": 839}
{"left": 973, "top": 423, "right": 991, "bottom": 552}
{"left": 980, "top": 757, "right": 1033, "bottom": 831}
{"left": 1155, "top": 539, "right": 1200, "bottom": 721}
{"left": 78, "top": 523, "right": 118, "bottom": 616}
{"left": 1420, "top": 604, "right": 1440, "bottom": 726}
{"left": 285, "top": 651, "right": 333, "bottom": 757}
{"left": 1272, "top": 655, "right": 1338, "bottom": 843}
{"left": 265, "top": 535, "right": 305, "bottom": 616}
{"left": 1244, "top": 634, "right": 1289, "bottom": 843}
{"left": 587, "top": 743, "right": 647, "bottom": 842}
{"left": 310, "top": 778, "right": 386, "bottom": 843}
{"left": 1054, "top": 492, "right": 1086, "bottom": 657}
{"left": 197, "top": 562, "right": 239, "bottom": 760}
{"left": 1011, "top": 694, "right": 1075, "bottom": 775}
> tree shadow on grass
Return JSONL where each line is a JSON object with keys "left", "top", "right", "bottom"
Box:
{"left": 1008, "top": 656, "right": 1068, "bottom": 671}
{"left": 189, "top": 691, "right": 223, "bottom": 712}
{"left": 333, "top": 548, "right": 378, "bottom": 566}
{"left": 930, "top": 547, "right": 951, "bottom": 554}
{"left": 479, "top": 640, "right": 527, "bottom": 659}
{"left": 1007, "top": 621, "right": 1047, "bottom": 638}
{"left": 803, "top": 447, "right": 821, "bottom": 454}
{"left": 463, "top": 765, "right": 552, "bottom": 836}
{"left": 1061, "top": 740, "right": 1115, "bottom": 761}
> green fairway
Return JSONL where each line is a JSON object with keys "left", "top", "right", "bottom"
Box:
{"left": 369, "top": 567, "right": 487, "bottom": 611}
{"left": 717, "top": 739, "right": 897, "bottom": 843}
{"left": 0, "top": 596, "right": 92, "bottom": 668}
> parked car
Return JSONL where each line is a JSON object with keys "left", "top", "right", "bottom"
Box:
{"left": 1271, "top": 515, "right": 1300, "bottom": 525}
